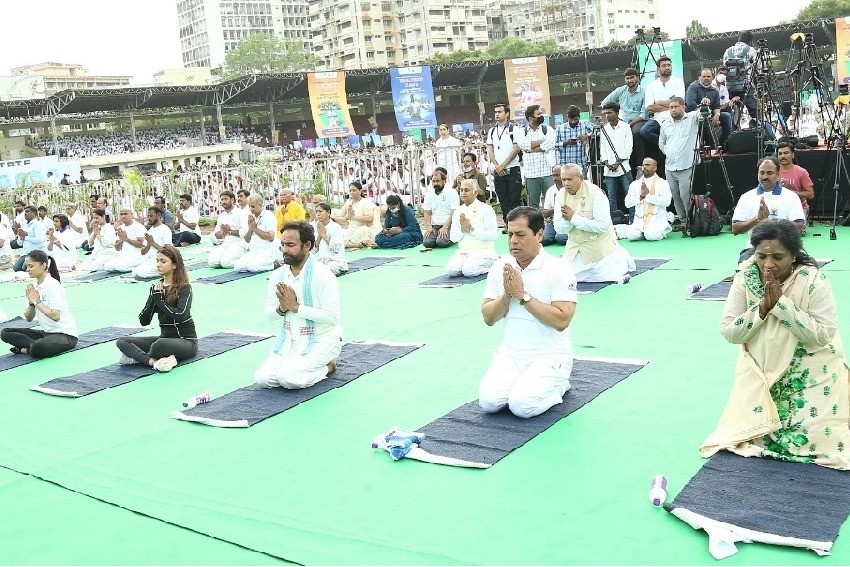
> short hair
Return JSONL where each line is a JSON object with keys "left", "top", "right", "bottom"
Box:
{"left": 52, "top": 214, "right": 69, "bottom": 228}
{"left": 14, "top": 200, "right": 26, "bottom": 207}
{"left": 220, "top": 190, "right": 235, "bottom": 201}
{"left": 506, "top": 206, "right": 545, "bottom": 234}
{"left": 237, "top": 189, "right": 250, "bottom": 198}
{"left": 525, "top": 104, "right": 541, "bottom": 120}
{"left": 561, "top": 163, "right": 584, "bottom": 178}
{"left": 462, "top": 152, "right": 477, "bottom": 162}
{"left": 37, "top": 205, "right": 47, "bottom": 212}
{"left": 624, "top": 67, "right": 639, "bottom": 78}
{"left": 315, "top": 202, "right": 331, "bottom": 213}
{"left": 602, "top": 101, "right": 621, "bottom": 113}
{"left": 776, "top": 140, "right": 795, "bottom": 153}
{"left": 92, "top": 208, "right": 106, "bottom": 218}
{"left": 24, "top": 206, "right": 37, "bottom": 214}
{"left": 97, "top": 197, "right": 108, "bottom": 205}
{"left": 758, "top": 156, "right": 779, "bottom": 171}
{"left": 749, "top": 219, "right": 816, "bottom": 267}
{"left": 739, "top": 31, "right": 753, "bottom": 44}
{"left": 247, "top": 194, "right": 264, "bottom": 207}
{"left": 493, "top": 102, "right": 510, "bottom": 114}
{"left": 567, "top": 105, "right": 581, "bottom": 118}
{"left": 669, "top": 96, "right": 685, "bottom": 106}
{"left": 147, "top": 206, "right": 163, "bottom": 215}
{"left": 281, "top": 220, "right": 316, "bottom": 250}
{"left": 179, "top": 193, "right": 192, "bottom": 202}
{"left": 657, "top": 55, "right": 672, "bottom": 66}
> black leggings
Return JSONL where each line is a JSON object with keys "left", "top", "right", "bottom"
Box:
{"left": 0, "top": 328, "right": 78, "bottom": 358}
{"left": 116, "top": 335, "right": 198, "bottom": 365}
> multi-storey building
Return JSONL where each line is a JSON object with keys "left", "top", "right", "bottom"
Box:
{"left": 10, "top": 63, "right": 131, "bottom": 95}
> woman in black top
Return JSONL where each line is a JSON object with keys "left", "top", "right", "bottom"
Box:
{"left": 116, "top": 245, "right": 198, "bottom": 372}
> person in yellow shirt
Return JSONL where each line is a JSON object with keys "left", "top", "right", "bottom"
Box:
{"left": 274, "top": 189, "right": 307, "bottom": 238}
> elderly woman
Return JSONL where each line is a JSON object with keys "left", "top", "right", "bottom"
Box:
{"left": 375, "top": 194, "right": 422, "bottom": 250}
{"left": 702, "top": 218, "right": 850, "bottom": 469}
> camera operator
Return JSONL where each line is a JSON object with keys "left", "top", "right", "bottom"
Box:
{"left": 659, "top": 97, "right": 702, "bottom": 229}
{"left": 722, "top": 31, "right": 758, "bottom": 127}
{"left": 685, "top": 68, "right": 732, "bottom": 147}
{"left": 555, "top": 105, "right": 593, "bottom": 173}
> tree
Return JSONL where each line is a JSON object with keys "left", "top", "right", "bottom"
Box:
{"left": 607, "top": 28, "right": 671, "bottom": 49}
{"left": 223, "top": 32, "right": 319, "bottom": 79}
{"left": 796, "top": 0, "right": 850, "bottom": 20}
{"left": 685, "top": 20, "right": 711, "bottom": 37}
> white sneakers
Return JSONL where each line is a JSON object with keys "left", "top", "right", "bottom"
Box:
{"left": 153, "top": 355, "right": 178, "bottom": 372}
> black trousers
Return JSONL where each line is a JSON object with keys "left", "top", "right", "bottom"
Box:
{"left": 493, "top": 166, "right": 523, "bottom": 222}
{"left": 0, "top": 328, "right": 78, "bottom": 358}
{"left": 117, "top": 335, "right": 198, "bottom": 364}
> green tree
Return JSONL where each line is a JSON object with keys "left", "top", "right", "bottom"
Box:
{"left": 796, "top": 0, "right": 850, "bottom": 20}
{"left": 223, "top": 32, "right": 319, "bottom": 79}
{"left": 685, "top": 20, "right": 711, "bottom": 37}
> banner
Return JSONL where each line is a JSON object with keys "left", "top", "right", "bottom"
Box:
{"left": 836, "top": 19, "right": 850, "bottom": 85}
{"left": 390, "top": 66, "right": 437, "bottom": 131}
{"left": 504, "top": 56, "right": 552, "bottom": 120}
{"left": 636, "top": 39, "right": 684, "bottom": 88}
{"left": 0, "top": 155, "right": 81, "bottom": 189}
{"left": 307, "top": 72, "right": 356, "bottom": 138}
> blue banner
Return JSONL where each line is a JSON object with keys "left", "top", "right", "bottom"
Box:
{"left": 390, "top": 66, "right": 438, "bottom": 131}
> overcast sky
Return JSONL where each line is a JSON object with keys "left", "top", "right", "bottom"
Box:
{"left": 0, "top": 0, "right": 816, "bottom": 83}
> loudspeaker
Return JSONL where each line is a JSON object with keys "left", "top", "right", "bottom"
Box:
{"left": 724, "top": 129, "right": 759, "bottom": 154}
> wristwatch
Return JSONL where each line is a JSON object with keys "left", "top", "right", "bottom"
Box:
{"left": 519, "top": 293, "right": 532, "bottom": 306}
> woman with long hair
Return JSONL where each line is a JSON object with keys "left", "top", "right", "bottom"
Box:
{"left": 1, "top": 250, "right": 79, "bottom": 358}
{"left": 310, "top": 202, "right": 348, "bottom": 275}
{"left": 434, "top": 123, "right": 462, "bottom": 181}
{"left": 375, "top": 194, "right": 423, "bottom": 249}
{"left": 116, "top": 245, "right": 198, "bottom": 372}
{"left": 702, "top": 218, "right": 850, "bottom": 469}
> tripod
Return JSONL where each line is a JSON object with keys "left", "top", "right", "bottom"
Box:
{"left": 632, "top": 28, "right": 666, "bottom": 82}
{"left": 685, "top": 109, "right": 735, "bottom": 236}
{"left": 734, "top": 39, "right": 784, "bottom": 156}
{"left": 586, "top": 118, "right": 606, "bottom": 187}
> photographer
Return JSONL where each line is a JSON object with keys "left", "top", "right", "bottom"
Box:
{"left": 555, "top": 105, "right": 593, "bottom": 173}
{"left": 685, "top": 68, "right": 732, "bottom": 147}
{"left": 723, "top": 31, "right": 758, "bottom": 127}
{"left": 659, "top": 97, "right": 702, "bottom": 229}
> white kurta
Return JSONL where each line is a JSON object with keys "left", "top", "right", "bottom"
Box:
{"left": 622, "top": 174, "right": 673, "bottom": 241}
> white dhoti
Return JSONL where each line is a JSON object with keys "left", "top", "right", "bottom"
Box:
{"left": 103, "top": 254, "right": 145, "bottom": 273}
{"left": 445, "top": 252, "right": 496, "bottom": 277}
{"left": 316, "top": 256, "right": 348, "bottom": 276}
{"left": 567, "top": 245, "right": 635, "bottom": 282}
{"left": 478, "top": 347, "right": 573, "bottom": 418}
{"left": 253, "top": 336, "right": 342, "bottom": 389}
{"left": 80, "top": 249, "right": 118, "bottom": 272}
{"left": 618, "top": 221, "right": 671, "bottom": 241}
{"left": 233, "top": 249, "right": 278, "bottom": 273}
{"left": 208, "top": 242, "right": 246, "bottom": 269}
{"left": 132, "top": 257, "right": 159, "bottom": 279}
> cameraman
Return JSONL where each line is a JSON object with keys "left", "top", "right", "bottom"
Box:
{"left": 722, "top": 31, "right": 758, "bottom": 127}
{"left": 685, "top": 68, "right": 732, "bottom": 147}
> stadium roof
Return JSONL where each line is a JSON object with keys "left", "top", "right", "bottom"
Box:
{"left": 0, "top": 18, "right": 838, "bottom": 121}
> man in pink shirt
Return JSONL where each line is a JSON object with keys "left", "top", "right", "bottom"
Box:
{"left": 777, "top": 141, "right": 815, "bottom": 228}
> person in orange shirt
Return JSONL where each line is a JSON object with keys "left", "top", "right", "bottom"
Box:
{"left": 274, "top": 189, "right": 306, "bottom": 238}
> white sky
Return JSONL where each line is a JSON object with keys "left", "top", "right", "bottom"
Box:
{"left": 0, "top": 0, "right": 817, "bottom": 84}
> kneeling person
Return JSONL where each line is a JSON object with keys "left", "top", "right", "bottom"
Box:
{"left": 446, "top": 179, "right": 499, "bottom": 277}
{"left": 254, "top": 221, "right": 342, "bottom": 389}
{"left": 479, "top": 207, "right": 577, "bottom": 418}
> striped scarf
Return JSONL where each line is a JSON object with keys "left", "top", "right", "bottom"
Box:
{"left": 272, "top": 255, "right": 316, "bottom": 356}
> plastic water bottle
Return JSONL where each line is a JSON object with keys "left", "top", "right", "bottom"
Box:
{"left": 182, "top": 391, "right": 211, "bottom": 409}
{"left": 649, "top": 475, "right": 667, "bottom": 506}
{"left": 687, "top": 283, "right": 703, "bottom": 293}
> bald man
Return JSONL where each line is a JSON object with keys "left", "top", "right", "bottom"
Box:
{"left": 274, "top": 189, "right": 306, "bottom": 238}
{"left": 233, "top": 194, "right": 279, "bottom": 273}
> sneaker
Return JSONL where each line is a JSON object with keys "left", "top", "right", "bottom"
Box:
{"left": 118, "top": 354, "right": 136, "bottom": 365}
{"left": 153, "top": 355, "right": 178, "bottom": 372}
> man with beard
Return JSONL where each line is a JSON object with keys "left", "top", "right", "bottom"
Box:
{"left": 233, "top": 194, "right": 278, "bottom": 273}
{"left": 776, "top": 141, "right": 814, "bottom": 226}
{"left": 207, "top": 190, "right": 246, "bottom": 269}
{"left": 639, "top": 56, "right": 686, "bottom": 149}
{"left": 423, "top": 168, "right": 459, "bottom": 249}
{"left": 253, "top": 221, "right": 341, "bottom": 389}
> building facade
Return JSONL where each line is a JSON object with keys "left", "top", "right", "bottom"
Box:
{"left": 10, "top": 63, "right": 132, "bottom": 95}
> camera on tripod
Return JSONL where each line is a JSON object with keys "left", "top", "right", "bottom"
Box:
{"left": 699, "top": 104, "right": 711, "bottom": 120}
{"left": 804, "top": 32, "right": 814, "bottom": 47}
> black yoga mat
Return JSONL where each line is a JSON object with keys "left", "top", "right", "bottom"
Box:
{"left": 172, "top": 340, "right": 421, "bottom": 427}
{"left": 413, "top": 273, "right": 488, "bottom": 288}
{"left": 128, "top": 261, "right": 208, "bottom": 282}
{"left": 0, "top": 324, "right": 146, "bottom": 373}
{"left": 407, "top": 357, "right": 646, "bottom": 468}
{"left": 577, "top": 258, "right": 669, "bottom": 294}
{"left": 344, "top": 256, "right": 404, "bottom": 274}
{"left": 195, "top": 270, "right": 267, "bottom": 284}
{"left": 688, "top": 259, "right": 834, "bottom": 302}
{"left": 666, "top": 451, "right": 849, "bottom": 557}
{"left": 71, "top": 270, "right": 122, "bottom": 283}
{"left": 30, "top": 331, "right": 271, "bottom": 397}
{"left": 0, "top": 316, "right": 38, "bottom": 331}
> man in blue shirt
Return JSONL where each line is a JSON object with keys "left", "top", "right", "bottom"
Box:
{"left": 601, "top": 68, "right": 647, "bottom": 176}
{"left": 555, "top": 106, "right": 594, "bottom": 173}
{"left": 685, "top": 68, "right": 732, "bottom": 148}
{"left": 13, "top": 206, "right": 47, "bottom": 272}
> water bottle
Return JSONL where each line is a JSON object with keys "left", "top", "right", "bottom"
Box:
{"left": 649, "top": 475, "right": 667, "bottom": 506}
{"left": 182, "top": 390, "right": 211, "bottom": 409}
{"left": 686, "top": 283, "right": 703, "bottom": 293}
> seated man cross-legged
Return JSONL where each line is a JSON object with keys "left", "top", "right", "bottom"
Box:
{"left": 446, "top": 179, "right": 499, "bottom": 277}
{"left": 253, "top": 221, "right": 342, "bottom": 389}
{"left": 479, "top": 207, "right": 577, "bottom": 419}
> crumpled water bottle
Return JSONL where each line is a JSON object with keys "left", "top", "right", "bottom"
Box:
{"left": 182, "top": 390, "right": 211, "bottom": 410}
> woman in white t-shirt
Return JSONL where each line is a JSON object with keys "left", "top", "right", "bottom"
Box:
{"left": 0, "top": 250, "right": 79, "bottom": 358}
{"left": 434, "top": 123, "right": 462, "bottom": 182}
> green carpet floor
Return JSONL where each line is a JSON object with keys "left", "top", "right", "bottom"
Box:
{"left": 0, "top": 225, "right": 849, "bottom": 565}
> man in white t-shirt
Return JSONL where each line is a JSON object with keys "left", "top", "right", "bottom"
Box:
{"left": 208, "top": 190, "right": 246, "bottom": 269}
{"left": 541, "top": 165, "right": 568, "bottom": 246}
{"left": 132, "top": 207, "right": 175, "bottom": 279}
{"left": 233, "top": 194, "right": 278, "bottom": 273}
{"left": 479, "top": 206, "right": 578, "bottom": 419}
{"left": 423, "top": 168, "right": 459, "bottom": 248}
{"left": 64, "top": 204, "right": 90, "bottom": 248}
{"left": 639, "top": 56, "right": 686, "bottom": 148}
{"left": 103, "top": 208, "right": 147, "bottom": 272}
{"left": 732, "top": 156, "right": 805, "bottom": 263}
{"left": 171, "top": 194, "right": 202, "bottom": 246}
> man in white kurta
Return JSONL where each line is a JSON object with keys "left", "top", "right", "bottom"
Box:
{"left": 446, "top": 179, "right": 499, "bottom": 277}
{"left": 103, "top": 209, "right": 147, "bottom": 272}
{"left": 233, "top": 194, "right": 279, "bottom": 273}
{"left": 479, "top": 206, "right": 577, "bottom": 418}
{"left": 621, "top": 158, "right": 673, "bottom": 241}
{"left": 132, "top": 208, "right": 175, "bottom": 279}
{"left": 207, "top": 191, "right": 246, "bottom": 269}
{"left": 79, "top": 209, "right": 117, "bottom": 272}
{"left": 254, "top": 221, "right": 342, "bottom": 389}
{"left": 64, "top": 204, "right": 90, "bottom": 248}
{"left": 554, "top": 164, "right": 636, "bottom": 282}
